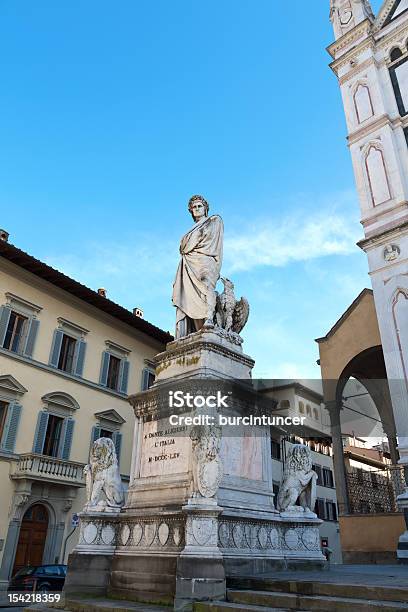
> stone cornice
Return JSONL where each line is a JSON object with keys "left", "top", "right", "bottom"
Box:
{"left": 376, "top": 20, "right": 408, "bottom": 52}
{"left": 339, "top": 56, "right": 377, "bottom": 85}
{"left": 327, "top": 19, "right": 372, "bottom": 60}
{"left": 330, "top": 39, "right": 375, "bottom": 76}
{"left": 155, "top": 340, "right": 255, "bottom": 371}
{"left": 347, "top": 113, "right": 390, "bottom": 145}
{"left": 358, "top": 219, "right": 408, "bottom": 250}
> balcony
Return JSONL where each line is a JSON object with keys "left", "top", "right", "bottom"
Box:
{"left": 11, "top": 453, "right": 85, "bottom": 487}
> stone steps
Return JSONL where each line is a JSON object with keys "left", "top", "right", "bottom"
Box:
{"left": 227, "top": 576, "right": 408, "bottom": 603}
{"left": 24, "top": 598, "right": 170, "bottom": 612}
{"left": 225, "top": 588, "right": 408, "bottom": 611}
{"left": 194, "top": 602, "right": 299, "bottom": 612}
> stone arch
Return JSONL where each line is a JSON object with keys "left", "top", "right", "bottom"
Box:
{"left": 41, "top": 391, "right": 80, "bottom": 414}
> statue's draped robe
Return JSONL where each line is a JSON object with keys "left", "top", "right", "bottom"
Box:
{"left": 172, "top": 215, "right": 223, "bottom": 333}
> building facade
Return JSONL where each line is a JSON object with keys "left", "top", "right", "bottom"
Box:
{"left": 328, "top": 0, "right": 408, "bottom": 559}
{"left": 0, "top": 234, "right": 170, "bottom": 589}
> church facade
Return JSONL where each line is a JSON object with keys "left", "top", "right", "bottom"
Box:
{"left": 328, "top": 0, "right": 408, "bottom": 560}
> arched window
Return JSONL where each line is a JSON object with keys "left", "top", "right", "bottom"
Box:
{"left": 390, "top": 47, "right": 403, "bottom": 62}
{"left": 364, "top": 144, "right": 391, "bottom": 206}
{"left": 280, "top": 400, "right": 290, "bottom": 410}
{"left": 306, "top": 404, "right": 312, "bottom": 416}
{"left": 298, "top": 402, "right": 305, "bottom": 414}
{"left": 313, "top": 407, "right": 319, "bottom": 420}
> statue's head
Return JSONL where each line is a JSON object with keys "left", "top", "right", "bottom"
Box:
{"left": 188, "top": 195, "right": 209, "bottom": 221}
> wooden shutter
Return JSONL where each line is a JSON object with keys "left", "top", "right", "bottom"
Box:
{"left": 112, "top": 431, "right": 122, "bottom": 466}
{"left": 99, "top": 351, "right": 110, "bottom": 386}
{"left": 119, "top": 360, "right": 130, "bottom": 394}
{"left": 59, "top": 418, "right": 75, "bottom": 460}
{"left": 49, "top": 329, "right": 64, "bottom": 367}
{"left": 74, "top": 339, "right": 86, "bottom": 377}
{"left": 141, "top": 368, "right": 151, "bottom": 391}
{"left": 23, "top": 318, "right": 40, "bottom": 358}
{"left": 32, "top": 411, "right": 49, "bottom": 454}
{"left": 2, "top": 403, "right": 22, "bottom": 452}
{"left": 0, "top": 306, "right": 11, "bottom": 347}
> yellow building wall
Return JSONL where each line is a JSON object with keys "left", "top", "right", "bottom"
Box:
{"left": 339, "top": 514, "right": 406, "bottom": 563}
{"left": 0, "top": 258, "right": 167, "bottom": 579}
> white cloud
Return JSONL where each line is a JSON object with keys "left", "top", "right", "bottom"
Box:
{"left": 224, "top": 191, "right": 362, "bottom": 273}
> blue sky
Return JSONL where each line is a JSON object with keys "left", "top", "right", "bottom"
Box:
{"left": 0, "top": 1, "right": 385, "bottom": 378}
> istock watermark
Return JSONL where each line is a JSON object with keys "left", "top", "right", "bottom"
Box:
{"left": 168, "top": 390, "right": 230, "bottom": 408}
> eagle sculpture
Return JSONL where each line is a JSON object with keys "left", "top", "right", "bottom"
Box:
{"left": 215, "top": 277, "right": 250, "bottom": 335}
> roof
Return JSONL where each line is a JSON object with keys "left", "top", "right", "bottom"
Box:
{"left": 260, "top": 382, "right": 323, "bottom": 403}
{"left": 315, "top": 288, "right": 373, "bottom": 343}
{"left": 0, "top": 239, "right": 173, "bottom": 346}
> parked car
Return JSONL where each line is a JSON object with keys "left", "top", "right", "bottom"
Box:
{"left": 8, "top": 564, "right": 67, "bottom": 592}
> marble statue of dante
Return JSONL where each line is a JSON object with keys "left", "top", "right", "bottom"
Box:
{"left": 172, "top": 195, "right": 224, "bottom": 339}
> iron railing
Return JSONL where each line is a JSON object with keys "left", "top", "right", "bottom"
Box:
{"left": 347, "top": 464, "right": 406, "bottom": 514}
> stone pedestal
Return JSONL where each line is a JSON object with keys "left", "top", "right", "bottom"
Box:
{"left": 175, "top": 498, "right": 225, "bottom": 612}
{"left": 104, "top": 328, "right": 324, "bottom": 609}
{"left": 64, "top": 511, "right": 121, "bottom": 596}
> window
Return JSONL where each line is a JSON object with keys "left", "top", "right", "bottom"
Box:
{"left": 313, "top": 408, "right": 319, "bottom": 420}
{"left": 390, "top": 47, "right": 403, "bottom": 62}
{"left": 100, "top": 350, "right": 130, "bottom": 394}
{"left": 326, "top": 501, "right": 338, "bottom": 521}
{"left": 313, "top": 464, "right": 323, "bottom": 485}
{"left": 0, "top": 298, "right": 41, "bottom": 358}
{"left": 141, "top": 367, "right": 155, "bottom": 391}
{"left": 107, "top": 355, "right": 121, "bottom": 390}
{"left": 33, "top": 411, "right": 75, "bottom": 460}
{"left": 58, "top": 334, "right": 77, "bottom": 373}
{"left": 42, "top": 414, "right": 64, "bottom": 457}
{"left": 298, "top": 402, "right": 305, "bottom": 414}
{"left": 306, "top": 404, "right": 311, "bottom": 417}
{"left": 323, "top": 468, "right": 334, "bottom": 488}
{"left": 271, "top": 440, "right": 281, "bottom": 461}
{"left": 280, "top": 400, "right": 290, "bottom": 410}
{"left": 49, "top": 326, "right": 86, "bottom": 377}
{"left": 315, "top": 498, "right": 326, "bottom": 520}
{"left": 100, "top": 428, "right": 113, "bottom": 439}
{"left": 3, "top": 312, "right": 27, "bottom": 353}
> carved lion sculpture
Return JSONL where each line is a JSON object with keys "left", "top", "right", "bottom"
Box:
{"left": 277, "top": 444, "right": 317, "bottom": 515}
{"left": 83, "top": 437, "right": 125, "bottom": 512}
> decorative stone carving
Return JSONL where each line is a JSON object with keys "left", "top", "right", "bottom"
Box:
{"left": 277, "top": 444, "right": 317, "bottom": 517}
{"left": 83, "top": 437, "right": 124, "bottom": 512}
{"left": 384, "top": 243, "right": 401, "bottom": 262}
{"left": 215, "top": 277, "right": 250, "bottom": 335}
{"left": 190, "top": 422, "right": 223, "bottom": 499}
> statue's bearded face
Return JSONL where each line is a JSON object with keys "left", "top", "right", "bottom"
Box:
{"left": 191, "top": 200, "right": 206, "bottom": 221}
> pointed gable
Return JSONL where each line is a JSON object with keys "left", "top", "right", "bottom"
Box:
{"left": 0, "top": 375, "right": 28, "bottom": 397}
{"left": 375, "top": 0, "right": 408, "bottom": 29}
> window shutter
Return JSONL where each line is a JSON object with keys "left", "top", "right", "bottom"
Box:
{"left": 89, "top": 425, "right": 102, "bottom": 458}
{"left": 141, "top": 368, "right": 150, "bottom": 391}
{"left": 119, "top": 360, "right": 130, "bottom": 394}
{"left": 2, "top": 403, "right": 22, "bottom": 452}
{"left": 112, "top": 431, "right": 122, "bottom": 466}
{"left": 99, "top": 351, "right": 110, "bottom": 386}
{"left": 49, "top": 329, "right": 64, "bottom": 367}
{"left": 74, "top": 339, "right": 86, "bottom": 377}
{"left": 0, "top": 306, "right": 11, "bottom": 347}
{"left": 33, "top": 411, "right": 49, "bottom": 454}
{"left": 59, "top": 418, "right": 75, "bottom": 460}
{"left": 23, "top": 318, "right": 40, "bottom": 358}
